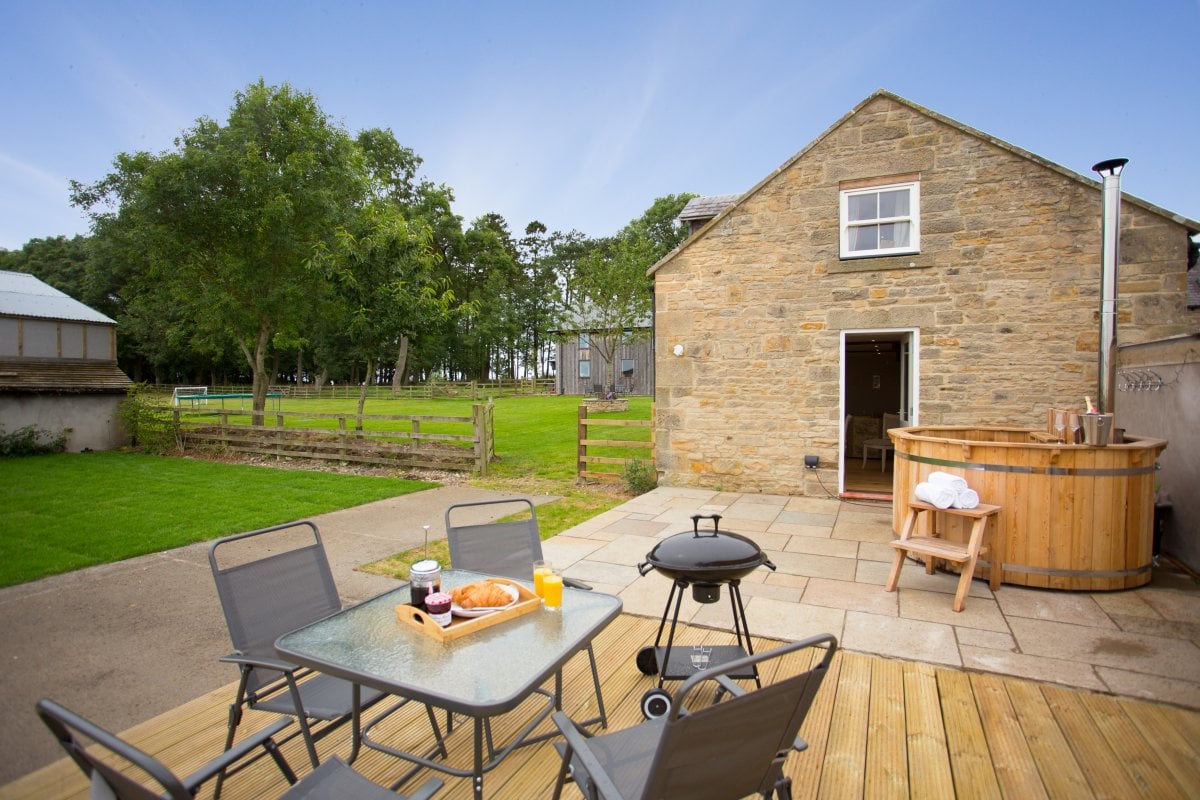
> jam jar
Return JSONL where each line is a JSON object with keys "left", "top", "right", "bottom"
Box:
{"left": 409, "top": 560, "right": 442, "bottom": 607}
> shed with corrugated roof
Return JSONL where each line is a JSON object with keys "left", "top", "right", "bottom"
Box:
{"left": 0, "top": 270, "right": 131, "bottom": 450}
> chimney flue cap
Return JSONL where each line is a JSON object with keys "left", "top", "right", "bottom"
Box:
{"left": 1092, "top": 158, "right": 1129, "bottom": 177}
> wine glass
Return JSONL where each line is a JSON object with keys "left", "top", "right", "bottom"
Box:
{"left": 1053, "top": 410, "right": 1066, "bottom": 443}
{"left": 1068, "top": 412, "right": 1081, "bottom": 444}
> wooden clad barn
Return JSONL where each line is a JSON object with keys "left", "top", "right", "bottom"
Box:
{"left": 0, "top": 270, "right": 131, "bottom": 451}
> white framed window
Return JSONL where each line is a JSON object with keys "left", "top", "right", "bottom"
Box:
{"left": 621, "top": 358, "right": 635, "bottom": 376}
{"left": 578, "top": 359, "right": 590, "bottom": 378}
{"left": 579, "top": 333, "right": 590, "bottom": 350}
{"left": 840, "top": 181, "right": 920, "bottom": 258}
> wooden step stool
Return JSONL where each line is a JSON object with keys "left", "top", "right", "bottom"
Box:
{"left": 885, "top": 500, "right": 1003, "bottom": 612}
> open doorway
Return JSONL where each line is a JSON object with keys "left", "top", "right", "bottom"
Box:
{"left": 840, "top": 330, "right": 918, "bottom": 497}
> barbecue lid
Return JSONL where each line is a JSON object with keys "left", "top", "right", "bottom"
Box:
{"left": 645, "top": 514, "right": 767, "bottom": 571}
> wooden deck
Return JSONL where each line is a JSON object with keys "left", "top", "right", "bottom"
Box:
{"left": 4, "top": 614, "right": 1199, "bottom": 799}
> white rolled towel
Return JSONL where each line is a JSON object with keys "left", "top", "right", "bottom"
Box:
{"left": 928, "top": 471, "right": 968, "bottom": 492}
{"left": 952, "top": 488, "right": 980, "bottom": 509}
{"left": 914, "top": 481, "right": 955, "bottom": 509}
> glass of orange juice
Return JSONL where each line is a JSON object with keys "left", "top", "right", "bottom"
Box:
{"left": 542, "top": 569, "right": 564, "bottom": 611}
{"left": 533, "top": 560, "right": 552, "bottom": 598}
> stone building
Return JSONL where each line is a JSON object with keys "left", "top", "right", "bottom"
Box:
{"left": 0, "top": 270, "right": 131, "bottom": 451}
{"left": 649, "top": 90, "right": 1199, "bottom": 497}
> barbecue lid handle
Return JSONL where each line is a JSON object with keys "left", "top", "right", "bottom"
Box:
{"left": 637, "top": 561, "right": 655, "bottom": 576}
{"left": 762, "top": 556, "right": 777, "bottom": 571}
{"left": 691, "top": 513, "right": 722, "bottom": 536}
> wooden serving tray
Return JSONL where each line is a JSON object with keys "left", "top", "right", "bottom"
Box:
{"left": 395, "top": 577, "right": 540, "bottom": 642}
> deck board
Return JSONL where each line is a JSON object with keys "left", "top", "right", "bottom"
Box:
{"left": 3, "top": 613, "right": 1198, "bottom": 800}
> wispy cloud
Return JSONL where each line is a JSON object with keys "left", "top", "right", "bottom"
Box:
{"left": 0, "top": 151, "right": 70, "bottom": 199}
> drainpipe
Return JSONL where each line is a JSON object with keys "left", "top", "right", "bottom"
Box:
{"left": 1092, "top": 158, "right": 1128, "bottom": 415}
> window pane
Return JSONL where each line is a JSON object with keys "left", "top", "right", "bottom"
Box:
{"left": 579, "top": 333, "right": 589, "bottom": 349}
{"left": 848, "top": 225, "right": 878, "bottom": 251}
{"left": 847, "top": 193, "right": 877, "bottom": 222}
{"left": 878, "top": 189, "right": 909, "bottom": 218}
{"left": 579, "top": 360, "right": 590, "bottom": 378}
{"left": 879, "top": 222, "right": 910, "bottom": 249}
{"left": 621, "top": 359, "right": 635, "bottom": 375}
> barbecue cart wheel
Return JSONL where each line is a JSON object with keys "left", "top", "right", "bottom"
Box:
{"left": 636, "top": 646, "right": 658, "bottom": 675}
{"left": 640, "top": 688, "right": 672, "bottom": 719}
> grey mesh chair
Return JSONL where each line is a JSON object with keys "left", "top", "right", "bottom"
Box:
{"left": 36, "top": 698, "right": 444, "bottom": 799}
{"left": 445, "top": 498, "right": 608, "bottom": 729}
{"left": 551, "top": 633, "right": 838, "bottom": 800}
{"left": 209, "top": 521, "right": 438, "bottom": 795}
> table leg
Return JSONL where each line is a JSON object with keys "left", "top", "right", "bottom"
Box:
{"left": 473, "top": 716, "right": 485, "bottom": 800}
{"left": 349, "top": 683, "right": 362, "bottom": 763}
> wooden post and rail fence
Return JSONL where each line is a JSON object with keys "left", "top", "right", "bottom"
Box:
{"left": 577, "top": 404, "right": 655, "bottom": 482}
{"left": 173, "top": 403, "right": 495, "bottom": 474}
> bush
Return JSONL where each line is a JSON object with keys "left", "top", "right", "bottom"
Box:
{"left": 0, "top": 425, "right": 70, "bottom": 457}
{"left": 118, "top": 384, "right": 181, "bottom": 454}
{"left": 621, "top": 458, "right": 657, "bottom": 495}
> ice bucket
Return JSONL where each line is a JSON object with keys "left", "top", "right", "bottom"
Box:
{"left": 1080, "top": 413, "right": 1113, "bottom": 446}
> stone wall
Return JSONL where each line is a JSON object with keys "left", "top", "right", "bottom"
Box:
{"left": 652, "top": 94, "right": 1199, "bottom": 495}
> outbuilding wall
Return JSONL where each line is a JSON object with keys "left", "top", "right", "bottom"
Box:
{"left": 0, "top": 393, "right": 127, "bottom": 451}
{"left": 653, "top": 94, "right": 1198, "bottom": 495}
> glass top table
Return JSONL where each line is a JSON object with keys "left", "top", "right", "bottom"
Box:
{"left": 276, "top": 568, "right": 622, "bottom": 797}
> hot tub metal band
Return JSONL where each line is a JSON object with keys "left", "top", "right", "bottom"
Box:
{"left": 896, "top": 451, "right": 1158, "bottom": 477}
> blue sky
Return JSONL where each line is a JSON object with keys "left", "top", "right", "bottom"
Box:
{"left": 2, "top": 0, "right": 1197, "bottom": 251}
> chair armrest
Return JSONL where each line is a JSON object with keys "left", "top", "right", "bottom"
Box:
{"left": 563, "top": 577, "right": 592, "bottom": 591}
{"left": 180, "top": 718, "right": 293, "bottom": 791}
{"left": 552, "top": 711, "right": 630, "bottom": 800}
{"left": 220, "top": 652, "right": 302, "bottom": 673}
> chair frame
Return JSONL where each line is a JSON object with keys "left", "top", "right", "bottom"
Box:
{"left": 37, "top": 698, "right": 443, "bottom": 800}
{"left": 36, "top": 698, "right": 297, "bottom": 800}
{"left": 551, "top": 633, "right": 838, "bottom": 800}
{"left": 208, "top": 521, "right": 423, "bottom": 795}
{"left": 444, "top": 499, "right": 608, "bottom": 735}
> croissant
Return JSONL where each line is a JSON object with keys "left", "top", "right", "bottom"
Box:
{"left": 451, "top": 581, "right": 513, "bottom": 609}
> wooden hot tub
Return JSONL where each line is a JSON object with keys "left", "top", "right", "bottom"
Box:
{"left": 889, "top": 426, "right": 1167, "bottom": 591}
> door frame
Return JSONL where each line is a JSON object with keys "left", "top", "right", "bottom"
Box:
{"left": 838, "top": 328, "right": 920, "bottom": 495}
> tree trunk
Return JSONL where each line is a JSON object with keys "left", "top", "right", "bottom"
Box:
{"left": 237, "top": 321, "right": 272, "bottom": 426}
{"left": 356, "top": 357, "right": 374, "bottom": 430}
{"left": 296, "top": 349, "right": 304, "bottom": 386}
{"left": 392, "top": 336, "right": 409, "bottom": 393}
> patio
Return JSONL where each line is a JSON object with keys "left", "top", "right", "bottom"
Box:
{"left": 545, "top": 487, "right": 1200, "bottom": 710}
{"left": 3, "top": 486, "right": 1199, "bottom": 798}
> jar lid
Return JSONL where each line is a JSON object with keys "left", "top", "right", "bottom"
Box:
{"left": 425, "top": 591, "right": 452, "bottom": 605}
{"left": 411, "top": 559, "right": 440, "bottom": 576}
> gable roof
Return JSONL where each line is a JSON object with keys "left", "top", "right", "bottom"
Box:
{"left": 0, "top": 270, "right": 115, "bottom": 324}
{"left": 649, "top": 89, "right": 1200, "bottom": 276}
{"left": 551, "top": 306, "right": 652, "bottom": 334}
{"left": 678, "top": 194, "right": 740, "bottom": 223}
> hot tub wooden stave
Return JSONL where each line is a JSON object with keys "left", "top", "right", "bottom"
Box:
{"left": 889, "top": 426, "right": 1167, "bottom": 591}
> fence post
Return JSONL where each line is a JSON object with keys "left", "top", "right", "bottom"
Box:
{"left": 472, "top": 402, "right": 492, "bottom": 476}
{"left": 412, "top": 419, "right": 420, "bottom": 453}
{"left": 577, "top": 404, "right": 588, "bottom": 481}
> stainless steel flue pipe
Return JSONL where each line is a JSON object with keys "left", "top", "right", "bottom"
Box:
{"left": 1093, "top": 158, "right": 1127, "bottom": 415}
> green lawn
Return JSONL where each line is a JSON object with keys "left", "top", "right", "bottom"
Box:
{"left": 4, "top": 395, "right": 653, "bottom": 587}
{"left": 0, "top": 451, "right": 435, "bottom": 587}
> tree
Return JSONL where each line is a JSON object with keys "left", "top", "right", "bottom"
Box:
{"left": 71, "top": 80, "right": 364, "bottom": 419}
{"left": 568, "top": 194, "right": 695, "bottom": 392}
{"left": 313, "top": 201, "right": 453, "bottom": 422}
{"left": 0, "top": 236, "right": 92, "bottom": 302}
